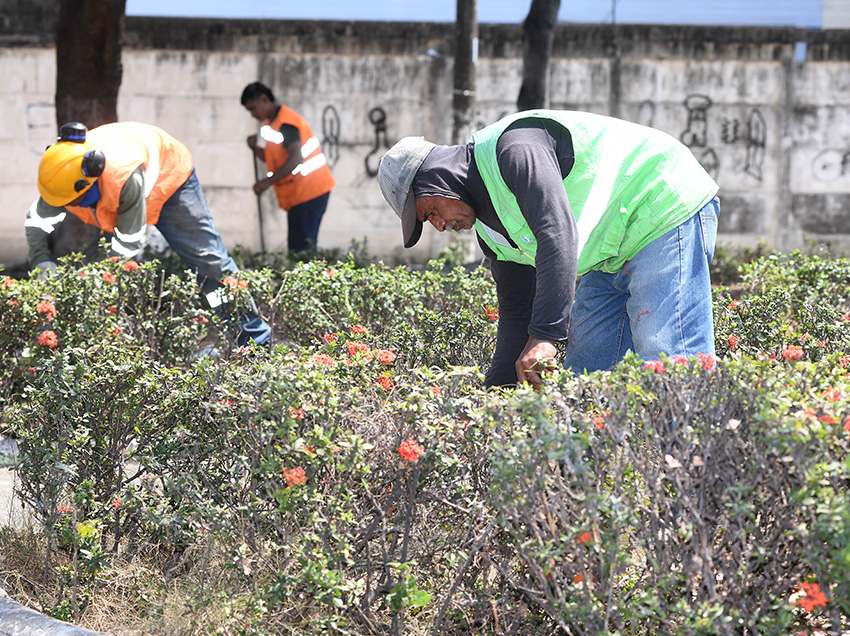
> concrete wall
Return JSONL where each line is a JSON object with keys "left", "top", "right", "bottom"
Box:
{"left": 1, "top": 12, "right": 850, "bottom": 267}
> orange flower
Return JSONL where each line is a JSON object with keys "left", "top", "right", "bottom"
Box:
{"left": 2, "top": 277, "right": 15, "bottom": 288}
{"left": 350, "top": 324, "right": 367, "bottom": 336}
{"left": 430, "top": 385, "right": 442, "bottom": 397}
{"left": 36, "top": 300, "right": 57, "bottom": 321}
{"left": 728, "top": 300, "right": 741, "bottom": 311}
{"left": 111, "top": 497, "right": 123, "bottom": 510}
{"left": 376, "top": 375, "right": 393, "bottom": 391}
{"left": 289, "top": 407, "right": 304, "bottom": 421}
{"left": 728, "top": 334, "right": 739, "bottom": 350}
{"left": 107, "top": 305, "right": 118, "bottom": 315}
{"left": 398, "top": 438, "right": 424, "bottom": 462}
{"left": 485, "top": 305, "right": 499, "bottom": 320}
{"left": 643, "top": 360, "right": 666, "bottom": 374}
{"left": 670, "top": 355, "right": 688, "bottom": 365}
{"left": 821, "top": 387, "right": 841, "bottom": 402}
{"left": 37, "top": 330, "right": 58, "bottom": 347}
{"left": 122, "top": 260, "right": 139, "bottom": 271}
{"left": 592, "top": 409, "right": 609, "bottom": 430}
{"left": 844, "top": 416, "right": 850, "bottom": 433}
{"left": 347, "top": 341, "right": 370, "bottom": 357}
{"left": 576, "top": 531, "right": 592, "bottom": 544}
{"left": 103, "top": 272, "right": 116, "bottom": 283}
{"left": 794, "top": 582, "right": 830, "bottom": 612}
{"left": 323, "top": 332, "right": 338, "bottom": 344}
{"left": 282, "top": 466, "right": 307, "bottom": 487}
{"left": 313, "top": 353, "right": 336, "bottom": 366}
{"left": 221, "top": 275, "right": 248, "bottom": 290}
{"left": 697, "top": 352, "right": 715, "bottom": 370}
{"left": 377, "top": 349, "right": 396, "bottom": 364}
{"left": 323, "top": 268, "right": 337, "bottom": 277}
{"left": 782, "top": 345, "right": 804, "bottom": 361}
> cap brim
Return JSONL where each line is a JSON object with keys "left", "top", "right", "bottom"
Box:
{"left": 402, "top": 192, "right": 423, "bottom": 248}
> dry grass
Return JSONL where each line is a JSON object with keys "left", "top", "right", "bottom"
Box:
{"left": 0, "top": 525, "right": 285, "bottom": 635}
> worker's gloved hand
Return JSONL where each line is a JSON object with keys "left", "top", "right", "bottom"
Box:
{"left": 34, "top": 260, "right": 58, "bottom": 280}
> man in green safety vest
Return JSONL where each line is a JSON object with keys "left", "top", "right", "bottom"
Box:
{"left": 377, "top": 110, "right": 720, "bottom": 389}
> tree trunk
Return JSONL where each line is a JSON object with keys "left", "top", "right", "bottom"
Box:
{"left": 452, "top": 0, "right": 477, "bottom": 145}
{"left": 55, "top": 0, "right": 126, "bottom": 129}
{"left": 517, "top": 0, "right": 561, "bottom": 112}
{"left": 50, "top": 0, "right": 126, "bottom": 261}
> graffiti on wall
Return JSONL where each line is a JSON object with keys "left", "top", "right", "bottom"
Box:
{"left": 364, "top": 107, "right": 390, "bottom": 178}
{"left": 680, "top": 94, "right": 720, "bottom": 179}
{"left": 812, "top": 149, "right": 850, "bottom": 183}
{"left": 678, "top": 94, "right": 767, "bottom": 182}
{"left": 743, "top": 110, "right": 766, "bottom": 181}
{"left": 321, "top": 105, "right": 341, "bottom": 169}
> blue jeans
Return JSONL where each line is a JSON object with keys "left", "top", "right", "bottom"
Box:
{"left": 563, "top": 197, "right": 719, "bottom": 373}
{"left": 156, "top": 170, "right": 271, "bottom": 346}
{"left": 287, "top": 192, "right": 330, "bottom": 252}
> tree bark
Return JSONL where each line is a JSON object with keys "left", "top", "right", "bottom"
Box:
{"left": 55, "top": 0, "right": 126, "bottom": 129}
{"left": 517, "top": 0, "right": 561, "bottom": 112}
{"left": 50, "top": 0, "right": 126, "bottom": 261}
{"left": 452, "top": 0, "right": 477, "bottom": 145}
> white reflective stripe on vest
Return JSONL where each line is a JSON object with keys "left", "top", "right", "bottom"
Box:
{"left": 110, "top": 236, "right": 140, "bottom": 257}
{"left": 143, "top": 142, "right": 160, "bottom": 198}
{"left": 300, "top": 136, "right": 320, "bottom": 157}
{"left": 478, "top": 222, "right": 513, "bottom": 248}
{"left": 25, "top": 200, "right": 66, "bottom": 234}
{"left": 290, "top": 153, "right": 327, "bottom": 177}
{"left": 114, "top": 225, "right": 147, "bottom": 244}
{"left": 576, "top": 124, "right": 648, "bottom": 254}
{"left": 260, "top": 125, "right": 284, "bottom": 145}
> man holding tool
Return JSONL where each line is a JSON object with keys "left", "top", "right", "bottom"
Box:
{"left": 241, "top": 82, "right": 335, "bottom": 254}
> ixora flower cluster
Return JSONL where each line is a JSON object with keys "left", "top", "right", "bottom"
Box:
{"left": 642, "top": 352, "right": 715, "bottom": 374}
{"left": 13, "top": 259, "right": 148, "bottom": 352}
{"left": 311, "top": 324, "right": 398, "bottom": 392}
{"left": 397, "top": 438, "right": 424, "bottom": 462}
{"left": 791, "top": 581, "right": 830, "bottom": 613}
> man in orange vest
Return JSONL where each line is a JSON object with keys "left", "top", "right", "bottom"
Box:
{"left": 241, "top": 82, "right": 335, "bottom": 253}
{"left": 26, "top": 121, "right": 272, "bottom": 348}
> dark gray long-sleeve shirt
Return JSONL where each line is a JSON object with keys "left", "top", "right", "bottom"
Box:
{"left": 465, "top": 118, "right": 578, "bottom": 387}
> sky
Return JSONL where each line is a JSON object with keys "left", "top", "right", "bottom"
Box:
{"left": 125, "top": 0, "right": 824, "bottom": 29}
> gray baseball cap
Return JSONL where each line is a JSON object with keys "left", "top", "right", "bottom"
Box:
{"left": 377, "top": 136, "right": 436, "bottom": 248}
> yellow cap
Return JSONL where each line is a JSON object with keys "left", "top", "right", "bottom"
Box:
{"left": 37, "top": 141, "right": 97, "bottom": 207}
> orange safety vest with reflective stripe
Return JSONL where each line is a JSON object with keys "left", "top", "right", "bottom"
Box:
{"left": 263, "top": 105, "right": 335, "bottom": 211}
{"left": 64, "top": 122, "right": 194, "bottom": 232}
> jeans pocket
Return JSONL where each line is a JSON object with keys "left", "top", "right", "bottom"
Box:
{"left": 699, "top": 197, "right": 720, "bottom": 263}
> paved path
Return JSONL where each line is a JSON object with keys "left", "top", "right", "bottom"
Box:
{"left": 0, "top": 437, "right": 22, "bottom": 529}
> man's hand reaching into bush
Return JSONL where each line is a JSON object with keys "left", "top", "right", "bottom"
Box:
{"left": 516, "top": 336, "right": 558, "bottom": 390}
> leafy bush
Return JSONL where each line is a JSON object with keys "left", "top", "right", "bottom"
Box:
{"left": 1, "top": 245, "right": 848, "bottom": 635}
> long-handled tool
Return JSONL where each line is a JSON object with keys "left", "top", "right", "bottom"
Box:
{"left": 251, "top": 151, "right": 266, "bottom": 252}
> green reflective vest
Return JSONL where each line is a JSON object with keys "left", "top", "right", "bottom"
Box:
{"left": 471, "top": 110, "right": 719, "bottom": 274}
